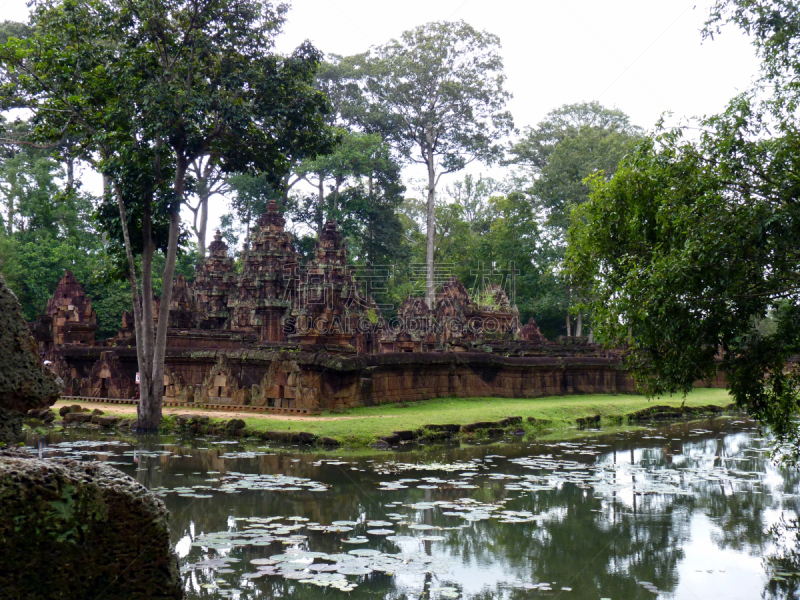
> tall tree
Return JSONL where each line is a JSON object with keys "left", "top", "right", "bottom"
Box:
{"left": 0, "top": 122, "right": 62, "bottom": 237}
{"left": 346, "top": 21, "right": 514, "bottom": 307}
{"left": 510, "top": 102, "right": 642, "bottom": 337}
{"left": 0, "top": 20, "right": 32, "bottom": 45}
{"left": 0, "top": 0, "right": 335, "bottom": 431}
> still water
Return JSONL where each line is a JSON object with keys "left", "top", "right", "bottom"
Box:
{"left": 26, "top": 418, "right": 800, "bottom": 600}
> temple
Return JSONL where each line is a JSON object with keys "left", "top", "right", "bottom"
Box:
{"left": 29, "top": 201, "right": 642, "bottom": 413}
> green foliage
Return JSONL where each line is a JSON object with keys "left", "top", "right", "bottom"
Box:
{"left": 352, "top": 20, "right": 514, "bottom": 172}
{"left": 219, "top": 172, "right": 283, "bottom": 248}
{"left": 566, "top": 1, "right": 800, "bottom": 455}
{"left": 0, "top": 234, "right": 90, "bottom": 320}
{"left": 567, "top": 96, "right": 800, "bottom": 452}
{"left": 0, "top": 115, "right": 108, "bottom": 321}
{"left": 83, "top": 278, "right": 130, "bottom": 340}
{"left": 0, "top": 21, "right": 32, "bottom": 45}
{"left": 705, "top": 0, "right": 800, "bottom": 94}
{"left": 289, "top": 130, "right": 409, "bottom": 267}
{"left": 507, "top": 102, "right": 642, "bottom": 337}
{"left": 511, "top": 101, "right": 642, "bottom": 236}
{"left": 0, "top": 120, "right": 88, "bottom": 240}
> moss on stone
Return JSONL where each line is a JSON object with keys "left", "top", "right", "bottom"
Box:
{"left": 0, "top": 449, "right": 183, "bottom": 599}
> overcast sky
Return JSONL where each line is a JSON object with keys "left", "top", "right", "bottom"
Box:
{"left": 1, "top": 0, "right": 763, "bottom": 236}
{"left": 272, "top": 0, "right": 761, "bottom": 131}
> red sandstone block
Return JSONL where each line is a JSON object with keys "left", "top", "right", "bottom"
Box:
{"left": 263, "top": 385, "right": 281, "bottom": 398}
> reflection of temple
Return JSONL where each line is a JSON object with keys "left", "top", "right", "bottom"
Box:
{"left": 27, "top": 202, "right": 625, "bottom": 411}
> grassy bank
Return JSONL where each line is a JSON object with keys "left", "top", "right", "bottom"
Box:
{"left": 52, "top": 389, "right": 736, "bottom": 447}
{"left": 242, "top": 388, "right": 734, "bottom": 443}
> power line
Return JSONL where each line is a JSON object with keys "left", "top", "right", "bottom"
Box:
{"left": 449, "top": 0, "right": 470, "bottom": 19}
{"left": 555, "top": 0, "right": 694, "bottom": 108}
{"left": 595, "top": 1, "right": 695, "bottom": 104}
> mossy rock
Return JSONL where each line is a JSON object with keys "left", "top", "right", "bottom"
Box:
{"left": 0, "top": 449, "right": 183, "bottom": 599}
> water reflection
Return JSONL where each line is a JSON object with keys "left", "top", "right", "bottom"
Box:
{"left": 25, "top": 418, "right": 800, "bottom": 600}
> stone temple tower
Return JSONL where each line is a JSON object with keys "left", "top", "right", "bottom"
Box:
{"left": 44, "top": 270, "right": 98, "bottom": 347}
{"left": 228, "top": 200, "right": 299, "bottom": 342}
{"left": 193, "top": 230, "right": 236, "bottom": 330}
{"left": 289, "top": 220, "right": 380, "bottom": 349}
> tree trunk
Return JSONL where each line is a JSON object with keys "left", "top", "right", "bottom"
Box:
{"left": 332, "top": 177, "right": 341, "bottom": 215}
{"left": 197, "top": 190, "right": 208, "bottom": 257}
{"left": 137, "top": 192, "right": 157, "bottom": 431}
{"left": 425, "top": 141, "right": 436, "bottom": 309}
{"left": 114, "top": 184, "right": 151, "bottom": 433}
{"left": 6, "top": 169, "right": 15, "bottom": 235}
{"left": 576, "top": 312, "right": 583, "bottom": 337}
{"left": 317, "top": 172, "right": 325, "bottom": 231}
{"left": 138, "top": 157, "right": 187, "bottom": 432}
{"left": 565, "top": 283, "right": 572, "bottom": 337}
{"left": 66, "top": 159, "right": 74, "bottom": 193}
{"left": 65, "top": 142, "right": 75, "bottom": 194}
{"left": 6, "top": 195, "right": 13, "bottom": 235}
{"left": 187, "top": 157, "right": 217, "bottom": 257}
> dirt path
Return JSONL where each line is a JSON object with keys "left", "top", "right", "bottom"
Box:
{"left": 52, "top": 400, "right": 385, "bottom": 422}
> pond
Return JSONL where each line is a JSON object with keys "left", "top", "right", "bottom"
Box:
{"left": 24, "top": 417, "right": 800, "bottom": 600}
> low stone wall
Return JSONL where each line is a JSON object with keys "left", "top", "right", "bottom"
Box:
{"left": 356, "top": 353, "right": 637, "bottom": 408}
{"left": 60, "top": 346, "right": 726, "bottom": 411}
{"left": 0, "top": 449, "right": 183, "bottom": 600}
{"left": 159, "top": 350, "right": 638, "bottom": 410}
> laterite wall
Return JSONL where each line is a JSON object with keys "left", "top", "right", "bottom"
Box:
{"left": 61, "top": 347, "right": 726, "bottom": 410}
{"left": 356, "top": 354, "right": 638, "bottom": 408}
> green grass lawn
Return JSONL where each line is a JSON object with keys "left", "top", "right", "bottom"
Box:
{"left": 53, "top": 389, "right": 736, "bottom": 447}
{"left": 235, "top": 388, "right": 734, "bottom": 443}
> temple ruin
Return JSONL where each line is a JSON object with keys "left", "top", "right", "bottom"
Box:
{"left": 29, "top": 201, "right": 639, "bottom": 413}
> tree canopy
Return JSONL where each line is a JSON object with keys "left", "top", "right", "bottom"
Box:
{"left": 0, "top": 0, "right": 335, "bottom": 430}
{"left": 567, "top": 0, "right": 800, "bottom": 456}
{"left": 508, "top": 102, "right": 642, "bottom": 337}
{"left": 511, "top": 101, "right": 642, "bottom": 235}
{"left": 343, "top": 20, "right": 514, "bottom": 306}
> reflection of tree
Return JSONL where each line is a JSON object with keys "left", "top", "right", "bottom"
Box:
{"left": 762, "top": 515, "right": 800, "bottom": 600}
{"left": 29, "top": 420, "right": 795, "bottom": 600}
{"left": 441, "top": 485, "right": 689, "bottom": 599}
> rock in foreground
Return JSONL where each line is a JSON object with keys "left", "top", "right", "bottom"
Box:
{"left": 0, "top": 449, "right": 183, "bottom": 599}
{"left": 0, "top": 272, "right": 61, "bottom": 443}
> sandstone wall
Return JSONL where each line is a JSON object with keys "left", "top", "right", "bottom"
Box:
{"left": 155, "top": 350, "right": 639, "bottom": 410}
{"left": 59, "top": 346, "right": 724, "bottom": 410}
{"left": 356, "top": 353, "right": 637, "bottom": 408}
{"left": 0, "top": 449, "right": 183, "bottom": 599}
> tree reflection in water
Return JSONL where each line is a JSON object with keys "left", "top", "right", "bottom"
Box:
{"left": 26, "top": 418, "right": 800, "bottom": 600}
